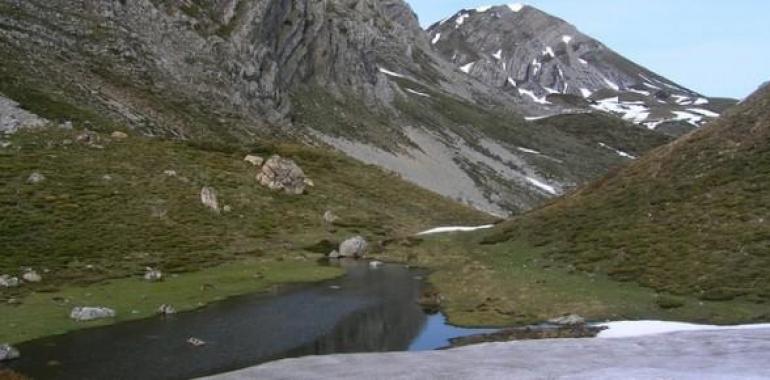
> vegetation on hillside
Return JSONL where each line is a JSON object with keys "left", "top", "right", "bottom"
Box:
{"left": 480, "top": 85, "right": 770, "bottom": 304}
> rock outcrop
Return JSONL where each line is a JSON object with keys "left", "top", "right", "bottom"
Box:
{"left": 256, "top": 155, "right": 312, "bottom": 195}
{"left": 0, "top": 94, "right": 48, "bottom": 134}
{"left": 244, "top": 155, "right": 264, "bottom": 167}
{"left": 200, "top": 186, "right": 220, "bottom": 213}
{"left": 70, "top": 306, "right": 116, "bottom": 322}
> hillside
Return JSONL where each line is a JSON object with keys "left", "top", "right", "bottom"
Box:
{"left": 428, "top": 4, "right": 738, "bottom": 135}
{"left": 482, "top": 83, "right": 770, "bottom": 304}
{"left": 0, "top": 0, "right": 673, "bottom": 215}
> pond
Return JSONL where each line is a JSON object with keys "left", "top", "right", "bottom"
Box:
{"left": 6, "top": 261, "right": 495, "bottom": 380}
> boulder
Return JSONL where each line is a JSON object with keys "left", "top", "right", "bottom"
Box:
{"left": 70, "top": 306, "right": 116, "bottom": 322}
{"left": 27, "top": 172, "right": 46, "bottom": 184}
{"left": 158, "top": 304, "right": 176, "bottom": 315}
{"left": 110, "top": 131, "right": 128, "bottom": 139}
{"left": 323, "top": 210, "right": 339, "bottom": 225}
{"left": 75, "top": 130, "right": 99, "bottom": 144}
{"left": 0, "top": 275, "right": 20, "bottom": 288}
{"left": 200, "top": 186, "right": 220, "bottom": 213}
{"left": 187, "top": 337, "right": 206, "bottom": 347}
{"left": 22, "top": 270, "right": 42, "bottom": 283}
{"left": 328, "top": 250, "right": 341, "bottom": 259}
{"left": 0, "top": 344, "right": 20, "bottom": 362}
{"left": 163, "top": 170, "right": 178, "bottom": 177}
{"left": 243, "top": 154, "right": 264, "bottom": 166}
{"left": 548, "top": 314, "right": 586, "bottom": 326}
{"left": 339, "top": 236, "right": 368, "bottom": 258}
{"left": 144, "top": 267, "right": 163, "bottom": 282}
{"left": 0, "top": 140, "right": 10, "bottom": 149}
{"left": 256, "top": 155, "right": 311, "bottom": 195}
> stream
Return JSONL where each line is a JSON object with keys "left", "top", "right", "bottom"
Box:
{"left": 6, "top": 261, "right": 495, "bottom": 380}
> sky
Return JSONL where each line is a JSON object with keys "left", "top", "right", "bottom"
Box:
{"left": 407, "top": 0, "right": 770, "bottom": 99}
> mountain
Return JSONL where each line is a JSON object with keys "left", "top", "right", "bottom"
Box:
{"left": 428, "top": 4, "right": 738, "bottom": 136}
{"left": 482, "top": 82, "right": 770, "bottom": 303}
{"left": 0, "top": 0, "right": 673, "bottom": 216}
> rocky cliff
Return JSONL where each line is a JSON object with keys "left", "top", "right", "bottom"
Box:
{"left": 0, "top": 0, "right": 674, "bottom": 215}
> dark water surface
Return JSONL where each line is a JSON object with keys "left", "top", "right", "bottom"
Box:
{"left": 6, "top": 262, "right": 494, "bottom": 380}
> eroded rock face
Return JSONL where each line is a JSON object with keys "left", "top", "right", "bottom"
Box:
{"left": 339, "top": 236, "right": 368, "bottom": 258}
{"left": 0, "top": 94, "right": 48, "bottom": 134}
{"left": 70, "top": 306, "right": 116, "bottom": 322}
{"left": 256, "top": 155, "right": 311, "bottom": 195}
{"left": 200, "top": 186, "right": 220, "bottom": 213}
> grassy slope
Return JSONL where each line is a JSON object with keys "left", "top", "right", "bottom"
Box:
{"left": 0, "top": 127, "right": 491, "bottom": 343}
{"left": 477, "top": 85, "right": 770, "bottom": 307}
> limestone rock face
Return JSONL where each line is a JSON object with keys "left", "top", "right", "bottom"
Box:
{"left": 70, "top": 306, "right": 116, "bottom": 322}
{"left": 0, "top": 94, "right": 48, "bottom": 134}
{"left": 256, "top": 155, "right": 311, "bottom": 195}
{"left": 200, "top": 186, "right": 220, "bottom": 213}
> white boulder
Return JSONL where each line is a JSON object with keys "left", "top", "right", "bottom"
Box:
{"left": 339, "top": 236, "right": 368, "bottom": 258}
{"left": 200, "top": 186, "right": 220, "bottom": 213}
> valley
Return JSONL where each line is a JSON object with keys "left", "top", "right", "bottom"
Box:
{"left": 0, "top": 1, "right": 768, "bottom": 379}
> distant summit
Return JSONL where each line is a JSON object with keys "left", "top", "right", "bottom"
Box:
{"left": 428, "top": 4, "right": 738, "bottom": 135}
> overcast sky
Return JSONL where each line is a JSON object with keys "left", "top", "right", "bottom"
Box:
{"left": 407, "top": 1, "right": 769, "bottom": 99}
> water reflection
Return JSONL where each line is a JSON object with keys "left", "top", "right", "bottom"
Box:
{"left": 6, "top": 262, "right": 493, "bottom": 380}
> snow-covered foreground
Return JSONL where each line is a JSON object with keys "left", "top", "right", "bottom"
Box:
{"left": 597, "top": 320, "right": 770, "bottom": 338}
{"left": 203, "top": 328, "right": 770, "bottom": 379}
{"left": 417, "top": 225, "right": 495, "bottom": 235}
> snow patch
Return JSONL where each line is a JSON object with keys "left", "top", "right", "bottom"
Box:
{"left": 598, "top": 321, "right": 770, "bottom": 339}
{"left": 603, "top": 78, "right": 620, "bottom": 91}
{"left": 507, "top": 77, "right": 517, "bottom": 87}
{"left": 578, "top": 58, "right": 588, "bottom": 65}
{"left": 417, "top": 225, "right": 495, "bottom": 236}
{"left": 508, "top": 3, "right": 524, "bottom": 12}
{"left": 517, "top": 147, "right": 541, "bottom": 154}
{"left": 543, "top": 46, "right": 555, "bottom": 58}
{"left": 598, "top": 142, "right": 636, "bottom": 159}
{"left": 405, "top": 88, "right": 431, "bottom": 98}
{"left": 455, "top": 13, "right": 469, "bottom": 27}
{"left": 687, "top": 108, "right": 719, "bottom": 118}
{"left": 492, "top": 49, "right": 503, "bottom": 60}
{"left": 431, "top": 33, "right": 441, "bottom": 45}
{"left": 378, "top": 68, "right": 406, "bottom": 78}
{"left": 562, "top": 35, "right": 573, "bottom": 44}
{"left": 580, "top": 88, "right": 593, "bottom": 98}
{"left": 526, "top": 177, "right": 557, "bottom": 195}
{"left": 460, "top": 62, "right": 475, "bottom": 73}
{"left": 591, "top": 97, "right": 649, "bottom": 123}
{"left": 518, "top": 89, "right": 550, "bottom": 104}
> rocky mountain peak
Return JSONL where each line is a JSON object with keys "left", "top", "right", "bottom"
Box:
{"left": 428, "top": 3, "right": 737, "bottom": 135}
